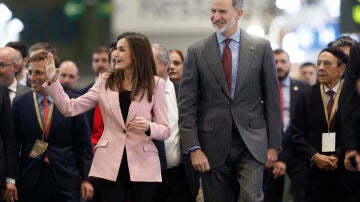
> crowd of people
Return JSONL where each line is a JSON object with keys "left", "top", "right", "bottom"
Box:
{"left": 1, "top": 0, "right": 360, "bottom": 202}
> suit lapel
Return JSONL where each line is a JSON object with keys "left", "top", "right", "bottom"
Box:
{"left": 290, "top": 79, "right": 300, "bottom": 117}
{"left": 234, "top": 30, "right": 256, "bottom": 98}
{"left": 126, "top": 93, "right": 145, "bottom": 125}
{"left": 201, "top": 34, "right": 231, "bottom": 99}
{"left": 106, "top": 89, "right": 126, "bottom": 129}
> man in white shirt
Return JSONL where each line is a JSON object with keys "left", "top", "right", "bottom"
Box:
{"left": 0, "top": 47, "right": 30, "bottom": 103}
{"left": 152, "top": 43, "right": 198, "bottom": 202}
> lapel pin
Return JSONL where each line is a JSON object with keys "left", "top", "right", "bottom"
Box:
{"left": 293, "top": 86, "right": 299, "bottom": 91}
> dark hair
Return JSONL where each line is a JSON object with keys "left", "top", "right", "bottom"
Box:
{"left": 106, "top": 32, "right": 156, "bottom": 102}
{"left": 300, "top": 62, "right": 316, "bottom": 70}
{"left": 108, "top": 42, "right": 117, "bottom": 63}
{"left": 28, "top": 42, "right": 60, "bottom": 68}
{"left": 28, "top": 50, "right": 48, "bottom": 63}
{"left": 5, "top": 41, "right": 28, "bottom": 58}
{"left": 93, "top": 46, "right": 109, "bottom": 55}
{"left": 319, "top": 47, "right": 349, "bottom": 66}
{"left": 169, "top": 49, "right": 184, "bottom": 62}
{"left": 273, "top": 48, "right": 290, "bottom": 60}
{"left": 328, "top": 36, "right": 357, "bottom": 48}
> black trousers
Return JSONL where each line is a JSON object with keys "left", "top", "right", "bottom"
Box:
{"left": 101, "top": 150, "right": 156, "bottom": 202}
{"left": 154, "top": 164, "right": 195, "bottom": 202}
{"left": 20, "top": 164, "right": 81, "bottom": 202}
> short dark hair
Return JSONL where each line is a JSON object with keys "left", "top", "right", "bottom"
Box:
{"left": 93, "top": 46, "right": 109, "bottom": 55}
{"left": 28, "top": 42, "right": 60, "bottom": 68}
{"left": 328, "top": 36, "right": 357, "bottom": 48}
{"left": 300, "top": 62, "right": 316, "bottom": 70}
{"left": 5, "top": 41, "right": 28, "bottom": 58}
{"left": 273, "top": 48, "right": 289, "bottom": 60}
{"left": 319, "top": 47, "right": 349, "bottom": 66}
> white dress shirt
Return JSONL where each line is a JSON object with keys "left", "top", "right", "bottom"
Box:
{"left": 164, "top": 77, "right": 181, "bottom": 168}
{"left": 8, "top": 79, "right": 17, "bottom": 104}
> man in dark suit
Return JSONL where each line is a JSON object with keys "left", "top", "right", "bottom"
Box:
{"left": 340, "top": 43, "right": 360, "bottom": 171}
{"left": 178, "top": 0, "right": 282, "bottom": 201}
{"left": 12, "top": 50, "right": 94, "bottom": 201}
{"left": 0, "top": 84, "right": 17, "bottom": 201}
{"left": 290, "top": 47, "right": 360, "bottom": 202}
{"left": 264, "top": 49, "right": 309, "bottom": 202}
{"left": 0, "top": 47, "right": 30, "bottom": 103}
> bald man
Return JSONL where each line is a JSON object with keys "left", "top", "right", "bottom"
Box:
{"left": 0, "top": 47, "right": 30, "bottom": 103}
{"left": 59, "top": 60, "right": 80, "bottom": 88}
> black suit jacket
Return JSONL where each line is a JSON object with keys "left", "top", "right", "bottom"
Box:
{"left": 12, "top": 91, "right": 93, "bottom": 193}
{"left": 290, "top": 83, "right": 359, "bottom": 190}
{"left": 340, "top": 43, "right": 360, "bottom": 151}
{"left": 0, "top": 85, "right": 17, "bottom": 187}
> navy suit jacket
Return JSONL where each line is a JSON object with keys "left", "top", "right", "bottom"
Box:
{"left": 12, "top": 90, "right": 93, "bottom": 193}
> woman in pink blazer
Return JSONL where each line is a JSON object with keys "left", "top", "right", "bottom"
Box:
{"left": 43, "top": 32, "right": 170, "bottom": 202}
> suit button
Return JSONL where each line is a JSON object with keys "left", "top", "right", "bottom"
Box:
{"left": 123, "top": 129, "right": 126, "bottom": 134}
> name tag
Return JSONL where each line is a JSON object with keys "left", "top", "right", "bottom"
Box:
{"left": 29, "top": 139, "right": 48, "bottom": 158}
{"left": 322, "top": 132, "right": 336, "bottom": 152}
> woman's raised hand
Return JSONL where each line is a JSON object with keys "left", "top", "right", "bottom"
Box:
{"left": 45, "top": 52, "right": 59, "bottom": 83}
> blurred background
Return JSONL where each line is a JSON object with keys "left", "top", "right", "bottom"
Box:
{"left": 1, "top": 0, "right": 359, "bottom": 87}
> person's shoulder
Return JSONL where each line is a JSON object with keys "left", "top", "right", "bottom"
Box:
{"left": 291, "top": 78, "right": 310, "bottom": 89}
{"left": 240, "top": 29, "right": 269, "bottom": 45}
{"left": 188, "top": 33, "right": 217, "bottom": 50}
{"left": 13, "top": 90, "right": 32, "bottom": 105}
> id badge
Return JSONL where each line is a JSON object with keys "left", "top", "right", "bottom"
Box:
{"left": 322, "top": 132, "right": 336, "bottom": 152}
{"left": 29, "top": 139, "right": 48, "bottom": 158}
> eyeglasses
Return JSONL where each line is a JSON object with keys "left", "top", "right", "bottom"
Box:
{"left": 27, "top": 69, "right": 45, "bottom": 76}
{"left": 0, "top": 62, "right": 14, "bottom": 68}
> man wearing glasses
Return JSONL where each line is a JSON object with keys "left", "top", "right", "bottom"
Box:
{"left": 0, "top": 47, "right": 30, "bottom": 103}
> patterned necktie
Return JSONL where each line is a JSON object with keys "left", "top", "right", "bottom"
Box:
{"left": 326, "top": 90, "right": 334, "bottom": 120}
{"left": 222, "top": 38, "right": 232, "bottom": 93}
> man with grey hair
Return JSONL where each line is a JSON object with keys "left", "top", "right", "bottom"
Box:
{"left": 0, "top": 47, "right": 30, "bottom": 103}
{"left": 178, "top": 0, "right": 282, "bottom": 201}
{"left": 152, "top": 43, "right": 199, "bottom": 202}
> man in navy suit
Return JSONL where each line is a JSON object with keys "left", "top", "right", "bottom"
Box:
{"left": 12, "top": 50, "right": 94, "bottom": 201}
{"left": 264, "top": 49, "right": 309, "bottom": 202}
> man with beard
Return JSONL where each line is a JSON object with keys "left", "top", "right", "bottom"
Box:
{"left": 264, "top": 49, "right": 309, "bottom": 202}
{"left": 178, "top": 0, "right": 282, "bottom": 201}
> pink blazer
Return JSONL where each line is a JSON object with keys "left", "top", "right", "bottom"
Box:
{"left": 43, "top": 74, "right": 170, "bottom": 182}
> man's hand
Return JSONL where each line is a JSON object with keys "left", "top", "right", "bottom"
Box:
{"left": 190, "top": 149, "right": 210, "bottom": 172}
{"left": 81, "top": 180, "right": 94, "bottom": 201}
{"left": 265, "top": 148, "right": 278, "bottom": 169}
{"left": 313, "top": 153, "right": 337, "bottom": 171}
{"left": 2, "top": 182, "right": 18, "bottom": 202}
{"left": 45, "top": 52, "right": 58, "bottom": 83}
{"left": 272, "top": 161, "right": 287, "bottom": 179}
{"left": 344, "top": 150, "right": 359, "bottom": 171}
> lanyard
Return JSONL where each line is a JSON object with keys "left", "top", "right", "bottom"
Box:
{"left": 33, "top": 92, "right": 54, "bottom": 140}
{"left": 319, "top": 82, "right": 343, "bottom": 131}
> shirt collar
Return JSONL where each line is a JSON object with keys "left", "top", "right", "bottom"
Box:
{"left": 216, "top": 27, "right": 241, "bottom": 45}
{"left": 280, "top": 76, "right": 291, "bottom": 87}
{"left": 323, "top": 80, "right": 341, "bottom": 94}
{"left": 8, "top": 78, "right": 17, "bottom": 93}
{"left": 35, "top": 92, "right": 53, "bottom": 104}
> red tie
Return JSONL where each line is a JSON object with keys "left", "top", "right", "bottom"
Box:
{"left": 279, "top": 81, "right": 284, "bottom": 126}
{"left": 42, "top": 97, "right": 50, "bottom": 164}
{"left": 42, "top": 97, "right": 50, "bottom": 137}
{"left": 326, "top": 90, "right": 334, "bottom": 120}
{"left": 222, "top": 38, "right": 232, "bottom": 93}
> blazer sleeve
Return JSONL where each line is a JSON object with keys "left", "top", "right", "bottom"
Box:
{"left": 0, "top": 86, "right": 17, "bottom": 180}
{"left": 149, "top": 78, "right": 170, "bottom": 140}
{"left": 43, "top": 75, "right": 104, "bottom": 117}
{"left": 290, "top": 92, "right": 318, "bottom": 161}
{"left": 178, "top": 46, "right": 201, "bottom": 153}
{"left": 261, "top": 41, "right": 282, "bottom": 150}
